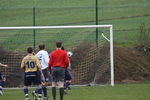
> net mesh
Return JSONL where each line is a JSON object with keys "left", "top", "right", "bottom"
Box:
{"left": 0, "top": 26, "right": 112, "bottom": 87}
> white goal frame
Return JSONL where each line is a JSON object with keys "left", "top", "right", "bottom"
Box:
{"left": 0, "top": 25, "right": 114, "bottom": 86}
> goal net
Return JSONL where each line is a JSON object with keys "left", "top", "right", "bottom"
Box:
{"left": 0, "top": 25, "right": 114, "bottom": 87}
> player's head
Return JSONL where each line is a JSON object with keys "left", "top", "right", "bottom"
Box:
{"left": 61, "top": 46, "right": 65, "bottom": 50}
{"left": 39, "top": 44, "right": 45, "bottom": 50}
{"left": 27, "top": 47, "right": 33, "bottom": 54}
{"left": 56, "top": 41, "right": 62, "bottom": 48}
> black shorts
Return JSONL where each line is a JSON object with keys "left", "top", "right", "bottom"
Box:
{"left": 42, "top": 68, "right": 49, "bottom": 82}
{"left": 24, "top": 72, "right": 41, "bottom": 86}
{"left": 51, "top": 67, "right": 65, "bottom": 82}
{"left": 65, "top": 70, "right": 72, "bottom": 81}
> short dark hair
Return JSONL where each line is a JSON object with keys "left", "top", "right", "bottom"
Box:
{"left": 61, "top": 46, "right": 65, "bottom": 50}
{"left": 39, "top": 44, "right": 45, "bottom": 50}
{"left": 27, "top": 47, "right": 33, "bottom": 53}
{"left": 56, "top": 41, "right": 62, "bottom": 48}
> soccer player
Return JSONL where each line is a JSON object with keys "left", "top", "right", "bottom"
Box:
{"left": 61, "top": 47, "right": 72, "bottom": 94}
{"left": 0, "top": 63, "right": 8, "bottom": 96}
{"left": 34, "top": 44, "right": 49, "bottom": 100}
{"left": 64, "top": 65, "right": 72, "bottom": 94}
{"left": 21, "top": 47, "right": 44, "bottom": 100}
{"left": 48, "top": 42, "right": 69, "bottom": 100}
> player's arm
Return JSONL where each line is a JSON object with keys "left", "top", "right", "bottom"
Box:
{"left": 35, "top": 58, "right": 45, "bottom": 81}
{"left": 68, "top": 60, "right": 72, "bottom": 70}
{"left": 64, "top": 53, "right": 69, "bottom": 68}
{"left": 48, "top": 53, "right": 53, "bottom": 71}
{"left": 44, "top": 52, "right": 49, "bottom": 65}
{"left": 35, "top": 58, "right": 42, "bottom": 71}
{"left": 0, "top": 62, "right": 8, "bottom": 67}
{"left": 20, "top": 58, "right": 25, "bottom": 69}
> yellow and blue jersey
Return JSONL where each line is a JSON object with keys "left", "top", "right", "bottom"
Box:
{"left": 21, "top": 54, "right": 41, "bottom": 72}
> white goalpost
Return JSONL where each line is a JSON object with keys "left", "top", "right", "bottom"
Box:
{"left": 0, "top": 25, "right": 114, "bottom": 86}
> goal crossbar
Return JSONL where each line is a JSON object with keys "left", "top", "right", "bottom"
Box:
{"left": 0, "top": 25, "right": 112, "bottom": 30}
{"left": 0, "top": 25, "right": 114, "bottom": 86}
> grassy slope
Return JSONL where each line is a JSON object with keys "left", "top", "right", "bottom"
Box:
{"left": 0, "top": 0, "right": 150, "bottom": 50}
{"left": 0, "top": 83, "right": 150, "bottom": 100}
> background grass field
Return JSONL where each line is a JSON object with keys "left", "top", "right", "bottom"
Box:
{"left": 0, "top": 0, "right": 150, "bottom": 50}
{"left": 0, "top": 83, "right": 150, "bottom": 100}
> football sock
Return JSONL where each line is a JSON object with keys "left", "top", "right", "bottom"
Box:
{"left": 24, "top": 88, "right": 28, "bottom": 95}
{"left": 0, "top": 83, "right": 3, "bottom": 91}
{"left": 65, "top": 82, "right": 70, "bottom": 89}
{"left": 37, "top": 86, "right": 42, "bottom": 95}
{"left": 64, "top": 83, "right": 67, "bottom": 89}
{"left": 59, "top": 88, "right": 64, "bottom": 100}
{"left": 42, "top": 86, "right": 47, "bottom": 98}
{"left": 34, "top": 89, "right": 38, "bottom": 93}
{"left": 52, "top": 87, "right": 56, "bottom": 100}
{"left": 0, "top": 87, "right": 2, "bottom": 91}
{"left": 0, "top": 85, "right": 2, "bottom": 91}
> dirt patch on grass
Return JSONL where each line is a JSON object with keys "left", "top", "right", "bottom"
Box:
{"left": 114, "top": 45, "right": 150, "bottom": 83}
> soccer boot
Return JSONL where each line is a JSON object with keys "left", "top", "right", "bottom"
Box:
{"left": 44, "top": 96, "right": 51, "bottom": 100}
{"left": 24, "top": 98, "right": 29, "bottom": 100}
{"left": 67, "top": 86, "right": 71, "bottom": 90}
{"left": 24, "top": 94, "right": 29, "bottom": 100}
{"left": 64, "top": 90, "right": 68, "bottom": 95}
{"left": 37, "top": 97, "right": 43, "bottom": 100}
{"left": 38, "top": 95, "right": 43, "bottom": 100}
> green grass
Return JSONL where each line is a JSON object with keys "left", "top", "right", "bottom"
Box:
{"left": 0, "top": 0, "right": 150, "bottom": 51}
{"left": 0, "top": 83, "right": 150, "bottom": 100}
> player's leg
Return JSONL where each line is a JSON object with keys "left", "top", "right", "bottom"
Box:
{"left": 33, "top": 72, "right": 42, "bottom": 100}
{"left": 51, "top": 67, "right": 58, "bottom": 100}
{"left": 51, "top": 82, "right": 57, "bottom": 100}
{"left": 32, "top": 86, "right": 42, "bottom": 100}
{"left": 57, "top": 67, "right": 65, "bottom": 100}
{"left": 58, "top": 82, "right": 64, "bottom": 100}
{"left": 64, "top": 70, "right": 72, "bottom": 90}
{"left": 32, "top": 90, "right": 37, "bottom": 100}
{"left": 0, "top": 73, "right": 5, "bottom": 96}
{"left": 0, "top": 81, "right": 3, "bottom": 96}
{"left": 32, "top": 71, "right": 40, "bottom": 99}
{"left": 24, "top": 73, "right": 31, "bottom": 100}
{"left": 24, "top": 86, "right": 29, "bottom": 100}
{"left": 42, "top": 68, "right": 49, "bottom": 99}
{"left": 65, "top": 80, "right": 71, "bottom": 90}
{"left": 37, "top": 85, "right": 42, "bottom": 100}
{"left": 32, "top": 81, "right": 42, "bottom": 100}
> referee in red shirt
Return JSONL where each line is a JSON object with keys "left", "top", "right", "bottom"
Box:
{"left": 48, "top": 41, "right": 69, "bottom": 100}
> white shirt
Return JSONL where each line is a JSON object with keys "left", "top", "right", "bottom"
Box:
{"left": 35, "top": 50, "right": 49, "bottom": 70}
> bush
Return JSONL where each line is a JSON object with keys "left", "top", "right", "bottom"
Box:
{"left": 138, "top": 23, "right": 150, "bottom": 52}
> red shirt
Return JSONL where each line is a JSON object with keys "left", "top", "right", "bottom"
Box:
{"left": 48, "top": 49, "right": 69, "bottom": 71}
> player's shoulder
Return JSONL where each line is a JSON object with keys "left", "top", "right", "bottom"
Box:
{"left": 50, "top": 50, "right": 56, "bottom": 55}
{"left": 22, "top": 55, "right": 30, "bottom": 61}
{"left": 25, "top": 54, "right": 36, "bottom": 59}
{"left": 37, "top": 50, "right": 48, "bottom": 54}
{"left": 23, "top": 55, "right": 29, "bottom": 59}
{"left": 62, "top": 50, "right": 67, "bottom": 54}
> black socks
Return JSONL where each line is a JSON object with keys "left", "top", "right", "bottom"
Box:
{"left": 59, "top": 88, "right": 64, "bottom": 100}
{"left": 52, "top": 87, "right": 56, "bottom": 100}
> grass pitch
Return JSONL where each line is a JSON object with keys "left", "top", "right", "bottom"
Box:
{"left": 0, "top": 83, "right": 150, "bottom": 100}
